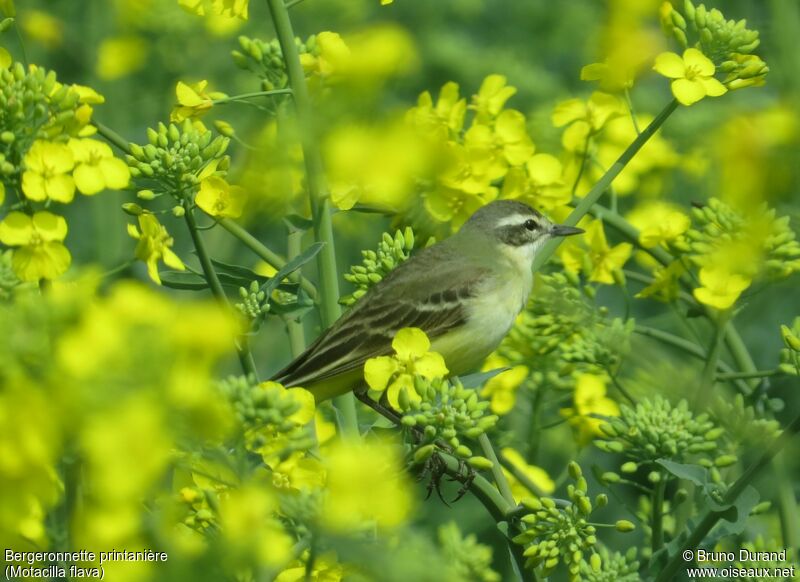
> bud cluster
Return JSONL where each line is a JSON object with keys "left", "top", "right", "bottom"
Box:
{"left": 499, "top": 273, "right": 632, "bottom": 389}
{"left": 216, "top": 375, "right": 314, "bottom": 454}
{"left": 0, "top": 63, "right": 93, "bottom": 180}
{"left": 513, "top": 463, "right": 621, "bottom": 581}
{"left": 340, "top": 227, "right": 416, "bottom": 306}
{"left": 780, "top": 318, "right": 800, "bottom": 375}
{"left": 178, "top": 486, "right": 217, "bottom": 533}
{"left": 402, "top": 376, "right": 497, "bottom": 469}
{"left": 438, "top": 522, "right": 501, "bottom": 582}
{"left": 676, "top": 198, "right": 800, "bottom": 280}
{"left": 0, "top": 250, "right": 18, "bottom": 300}
{"left": 661, "top": 1, "right": 767, "bottom": 89}
{"left": 126, "top": 120, "right": 230, "bottom": 196}
{"left": 236, "top": 280, "right": 269, "bottom": 320}
{"left": 596, "top": 397, "right": 727, "bottom": 469}
{"left": 579, "top": 547, "right": 640, "bottom": 582}
{"left": 232, "top": 36, "right": 291, "bottom": 91}
{"left": 713, "top": 393, "right": 782, "bottom": 447}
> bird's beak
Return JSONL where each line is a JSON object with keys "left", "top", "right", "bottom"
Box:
{"left": 549, "top": 224, "right": 584, "bottom": 237}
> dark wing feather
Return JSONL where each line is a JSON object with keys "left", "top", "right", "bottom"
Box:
{"left": 271, "top": 243, "right": 488, "bottom": 388}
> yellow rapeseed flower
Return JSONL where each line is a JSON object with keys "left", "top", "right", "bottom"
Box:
{"left": 21, "top": 140, "right": 75, "bottom": 203}
{"left": 95, "top": 36, "right": 149, "bottom": 80}
{"left": 561, "top": 373, "right": 619, "bottom": 445}
{"left": 322, "top": 438, "right": 413, "bottom": 531}
{"left": 195, "top": 176, "right": 246, "bottom": 218}
{"left": 19, "top": 10, "right": 63, "bottom": 49}
{"left": 561, "top": 220, "right": 632, "bottom": 284}
{"left": 171, "top": 80, "right": 226, "bottom": 123}
{"left": 127, "top": 214, "right": 185, "bottom": 285}
{"left": 471, "top": 75, "right": 517, "bottom": 122}
{"left": 0, "top": 211, "right": 71, "bottom": 281}
{"left": 406, "top": 81, "right": 466, "bottom": 140}
{"left": 68, "top": 138, "right": 130, "bottom": 195}
{"left": 480, "top": 354, "right": 529, "bottom": 415}
{"left": 626, "top": 200, "right": 690, "bottom": 248}
{"left": 653, "top": 48, "right": 727, "bottom": 106}
{"left": 500, "top": 448, "right": 555, "bottom": 502}
{"left": 364, "top": 327, "right": 448, "bottom": 409}
{"left": 693, "top": 265, "right": 751, "bottom": 310}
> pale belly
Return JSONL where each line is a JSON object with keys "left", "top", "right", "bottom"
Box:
{"left": 431, "top": 274, "right": 529, "bottom": 376}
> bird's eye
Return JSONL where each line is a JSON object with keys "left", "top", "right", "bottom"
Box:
{"left": 524, "top": 219, "right": 537, "bottom": 231}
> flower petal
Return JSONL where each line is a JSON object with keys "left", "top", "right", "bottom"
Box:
{"left": 99, "top": 157, "right": 131, "bottom": 190}
{"left": 44, "top": 174, "right": 76, "bottom": 203}
{"left": 392, "top": 327, "right": 430, "bottom": 360}
{"left": 74, "top": 163, "right": 106, "bottom": 195}
{"left": 683, "top": 48, "right": 715, "bottom": 76}
{"left": 653, "top": 51, "right": 686, "bottom": 79}
{"left": 0, "top": 212, "right": 34, "bottom": 246}
{"left": 413, "top": 352, "right": 448, "bottom": 379}
{"left": 364, "top": 356, "right": 398, "bottom": 391}
{"left": 698, "top": 76, "right": 727, "bottom": 97}
{"left": 32, "top": 211, "right": 68, "bottom": 242}
{"left": 671, "top": 78, "right": 706, "bottom": 106}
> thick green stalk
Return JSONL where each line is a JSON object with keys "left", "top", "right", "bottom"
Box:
{"left": 696, "top": 313, "right": 729, "bottom": 408}
{"left": 717, "top": 369, "right": 781, "bottom": 381}
{"left": 217, "top": 217, "right": 318, "bottom": 301}
{"left": 184, "top": 204, "right": 258, "bottom": 378}
{"left": 651, "top": 475, "right": 667, "bottom": 554}
{"left": 533, "top": 99, "right": 678, "bottom": 271}
{"left": 478, "top": 433, "right": 516, "bottom": 507}
{"left": 285, "top": 229, "right": 308, "bottom": 357}
{"left": 656, "top": 411, "right": 800, "bottom": 582}
{"left": 265, "top": 0, "right": 359, "bottom": 436}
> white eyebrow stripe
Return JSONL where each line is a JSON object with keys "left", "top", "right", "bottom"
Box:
{"left": 495, "top": 214, "right": 535, "bottom": 228}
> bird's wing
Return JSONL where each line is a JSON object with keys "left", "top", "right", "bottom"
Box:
{"left": 272, "top": 249, "right": 490, "bottom": 388}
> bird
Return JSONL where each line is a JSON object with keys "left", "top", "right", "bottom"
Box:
{"left": 271, "top": 199, "right": 583, "bottom": 402}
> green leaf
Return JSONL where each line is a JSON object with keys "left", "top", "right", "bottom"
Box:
{"left": 282, "top": 214, "right": 314, "bottom": 231}
{"left": 458, "top": 368, "right": 510, "bottom": 389}
{"left": 209, "top": 257, "right": 271, "bottom": 283}
{"left": 656, "top": 459, "right": 708, "bottom": 486}
{"left": 707, "top": 486, "right": 761, "bottom": 542}
{"left": 261, "top": 242, "right": 324, "bottom": 296}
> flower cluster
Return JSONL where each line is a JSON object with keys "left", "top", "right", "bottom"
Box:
{"left": 512, "top": 462, "right": 631, "bottom": 581}
{"left": 179, "top": 0, "right": 248, "bottom": 20}
{"left": 364, "top": 327, "right": 448, "bottom": 408}
{"left": 711, "top": 393, "right": 782, "bottom": 448}
{"left": 661, "top": 1, "right": 767, "bottom": 90}
{"left": 405, "top": 75, "right": 560, "bottom": 230}
{"left": 340, "top": 227, "right": 417, "bottom": 306}
{"left": 0, "top": 64, "right": 128, "bottom": 281}
{"left": 674, "top": 198, "right": 800, "bottom": 310}
{"left": 498, "top": 273, "right": 633, "bottom": 391}
{"left": 596, "top": 396, "right": 725, "bottom": 469}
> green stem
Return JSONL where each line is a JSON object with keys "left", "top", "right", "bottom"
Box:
{"left": 217, "top": 217, "right": 318, "bottom": 302}
{"left": 656, "top": 411, "right": 800, "bottom": 582}
{"left": 773, "top": 453, "right": 799, "bottom": 554}
{"left": 696, "top": 312, "right": 729, "bottom": 409}
{"left": 717, "top": 369, "right": 781, "bottom": 381}
{"left": 651, "top": 475, "right": 666, "bottom": 554}
{"left": 533, "top": 99, "right": 679, "bottom": 271}
{"left": 183, "top": 204, "right": 258, "bottom": 379}
{"left": 285, "top": 228, "right": 309, "bottom": 357}
{"left": 94, "top": 121, "right": 132, "bottom": 154}
{"left": 438, "top": 454, "right": 536, "bottom": 582}
{"left": 213, "top": 89, "right": 292, "bottom": 105}
{"left": 498, "top": 452, "right": 548, "bottom": 497}
{"left": 265, "top": 0, "right": 359, "bottom": 437}
{"left": 478, "top": 433, "right": 516, "bottom": 507}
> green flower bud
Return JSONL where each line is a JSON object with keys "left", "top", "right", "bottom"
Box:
{"left": 621, "top": 461, "right": 638, "bottom": 473}
{"left": 467, "top": 456, "right": 493, "bottom": 470}
{"left": 615, "top": 520, "right": 636, "bottom": 533}
{"left": 121, "top": 203, "right": 143, "bottom": 216}
{"left": 714, "top": 454, "right": 737, "bottom": 467}
{"left": 413, "top": 444, "right": 436, "bottom": 464}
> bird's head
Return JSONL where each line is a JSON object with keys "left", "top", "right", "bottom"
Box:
{"left": 460, "top": 199, "right": 584, "bottom": 265}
